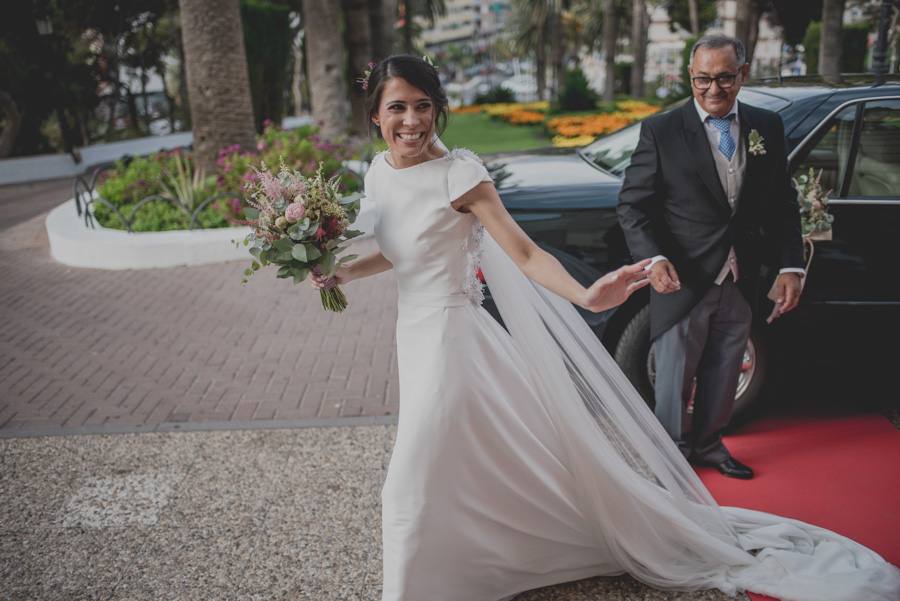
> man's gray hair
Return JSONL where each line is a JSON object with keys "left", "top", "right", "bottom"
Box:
{"left": 689, "top": 34, "right": 747, "bottom": 67}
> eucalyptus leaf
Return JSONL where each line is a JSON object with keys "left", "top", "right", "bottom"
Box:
{"left": 273, "top": 238, "right": 293, "bottom": 252}
{"left": 322, "top": 252, "right": 336, "bottom": 275}
{"left": 249, "top": 247, "right": 263, "bottom": 259}
{"left": 251, "top": 261, "right": 260, "bottom": 271}
{"left": 291, "top": 245, "right": 308, "bottom": 262}
{"left": 339, "top": 254, "right": 359, "bottom": 264}
{"left": 276, "top": 265, "right": 291, "bottom": 278}
{"left": 244, "top": 207, "right": 260, "bottom": 220}
{"left": 304, "top": 244, "right": 322, "bottom": 260}
{"left": 293, "top": 266, "right": 310, "bottom": 284}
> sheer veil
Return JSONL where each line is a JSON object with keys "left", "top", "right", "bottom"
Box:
{"left": 479, "top": 232, "right": 900, "bottom": 601}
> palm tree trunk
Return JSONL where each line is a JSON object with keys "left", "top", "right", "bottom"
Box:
{"left": 603, "top": 0, "right": 617, "bottom": 102}
{"left": 551, "top": 0, "right": 564, "bottom": 99}
{"left": 402, "top": 0, "right": 414, "bottom": 54}
{"left": 303, "top": 0, "right": 349, "bottom": 139}
{"left": 631, "top": 0, "right": 647, "bottom": 98}
{"left": 820, "top": 0, "right": 846, "bottom": 78}
{"left": 370, "top": 0, "right": 396, "bottom": 60}
{"left": 180, "top": 0, "right": 257, "bottom": 175}
{"left": 343, "top": 0, "right": 373, "bottom": 135}
{"left": 688, "top": 0, "right": 700, "bottom": 36}
{"left": 536, "top": 15, "right": 547, "bottom": 101}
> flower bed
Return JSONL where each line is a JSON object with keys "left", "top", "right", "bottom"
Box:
{"left": 91, "top": 122, "right": 362, "bottom": 232}
{"left": 451, "top": 100, "right": 661, "bottom": 147}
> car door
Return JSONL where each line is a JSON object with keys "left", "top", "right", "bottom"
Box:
{"left": 785, "top": 96, "right": 900, "bottom": 356}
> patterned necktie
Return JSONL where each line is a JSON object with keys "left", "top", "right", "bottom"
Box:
{"left": 707, "top": 114, "right": 736, "bottom": 161}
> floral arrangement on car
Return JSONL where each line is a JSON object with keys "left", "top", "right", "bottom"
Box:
{"left": 237, "top": 159, "right": 362, "bottom": 312}
{"left": 794, "top": 167, "right": 834, "bottom": 242}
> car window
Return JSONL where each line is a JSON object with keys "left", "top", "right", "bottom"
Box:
{"left": 579, "top": 120, "right": 644, "bottom": 177}
{"left": 850, "top": 99, "right": 900, "bottom": 197}
{"left": 790, "top": 105, "right": 856, "bottom": 196}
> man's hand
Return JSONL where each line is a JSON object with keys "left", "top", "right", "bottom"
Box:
{"left": 648, "top": 260, "right": 681, "bottom": 294}
{"left": 766, "top": 272, "right": 803, "bottom": 324}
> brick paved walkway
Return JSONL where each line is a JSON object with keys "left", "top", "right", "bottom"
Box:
{"left": 0, "top": 183, "right": 400, "bottom": 433}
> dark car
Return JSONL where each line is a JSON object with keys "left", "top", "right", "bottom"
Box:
{"left": 484, "top": 75, "right": 900, "bottom": 416}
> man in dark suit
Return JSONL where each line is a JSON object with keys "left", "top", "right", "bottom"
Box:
{"left": 617, "top": 34, "right": 805, "bottom": 479}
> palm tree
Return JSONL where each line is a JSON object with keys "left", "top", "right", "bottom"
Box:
{"left": 631, "top": 0, "right": 647, "bottom": 98}
{"left": 179, "top": 0, "right": 257, "bottom": 175}
{"left": 688, "top": 0, "right": 700, "bottom": 35}
{"left": 603, "top": 0, "right": 616, "bottom": 101}
{"left": 343, "top": 0, "right": 373, "bottom": 135}
{"left": 820, "top": 0, "right": 846, "bottom": 78}
{"left": 507, "top": 0, "right": 551, "bottom": 100}
{"left": 401, "top": 0, "right": 446, "bottom": 55}
{"left": 370, "top": 0, "right": 397, "bottom": 60}
{"left": 303, "top": 0, "right": 349, "bottom": 139}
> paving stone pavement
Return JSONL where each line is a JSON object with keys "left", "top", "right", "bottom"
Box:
{"left": 0, "top": 182, "right": 400, "bottom": 434}
{"left": 0, "top": 425, "right": 745, "bottom": 601}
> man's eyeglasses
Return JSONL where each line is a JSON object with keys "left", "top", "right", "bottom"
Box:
{"left": 691, "top": 73, "right": 739, "bottom": 90}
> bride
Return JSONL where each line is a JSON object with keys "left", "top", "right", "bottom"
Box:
{"left": 311, "top": 55, "right": 900, "bottom": 601}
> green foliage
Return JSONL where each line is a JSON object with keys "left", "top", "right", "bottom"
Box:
{"left": 615, "top": 62, "right": 632, "bottom": 96}
{"left": 842, "top": 25, "right": 869, "bottom": 73}
{"left": 803, "top": 21, "right": 822, "bottom": 74}
{"left": 664, "top": 0, "right": 718, "bottom": 34}
{"left": 558, "top": 68, "right": 600, "bottom": 112}
{"left": 769, "top": 0, "right": 823, "bottom": 47}
{"left": 93, "top": 122, "right": 361, "bottom": 232}
{"left": 473, "top": 86, "right": 516, "bottom": 105}
{"left": 240, "top": 0, "right": 293, "bottom": 132}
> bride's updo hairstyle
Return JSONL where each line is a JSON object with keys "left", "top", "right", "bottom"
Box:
{"left": 364, "top": 55, "right": 449, "bottom": 140}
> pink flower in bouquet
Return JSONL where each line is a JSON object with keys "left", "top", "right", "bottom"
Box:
{"left": 812, "top": 200, "right": 822, "bottom": 210}
{"left": 314, "top": 227, "right": 327, "bottom": 242}
{"left": 285, "top": 202, "right": 306, "bottom": 223}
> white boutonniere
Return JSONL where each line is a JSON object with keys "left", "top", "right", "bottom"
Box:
{"left": 748, "top": 129, "right": 766, "bottom": 155}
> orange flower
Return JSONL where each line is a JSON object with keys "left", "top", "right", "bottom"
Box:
{"left": 503, "top": 109, "right": 547, "bottom": 125}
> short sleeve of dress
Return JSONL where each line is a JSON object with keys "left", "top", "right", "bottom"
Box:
{"left": 446, "top": 148, "right": 492, "bottom": 204}
{"left": 363, "top": 151, "right": 388, "bottom": 202}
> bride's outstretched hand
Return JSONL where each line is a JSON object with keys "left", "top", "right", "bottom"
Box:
{"left": 582, "top": 259, "right": 651, "bottom": 313}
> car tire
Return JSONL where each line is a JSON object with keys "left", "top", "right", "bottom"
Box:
{"left": 613, "top": 305, "right": 656, "bottom": 410}
{"left": 612, "top": 304, "right": 767, "bottom": 418}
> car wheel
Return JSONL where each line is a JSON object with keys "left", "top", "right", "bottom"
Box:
{"left": 612, "top": 305, "right": 767, "bottom": 418}
{"left": 612, "top": 305, "right": 655, "bottom": 410}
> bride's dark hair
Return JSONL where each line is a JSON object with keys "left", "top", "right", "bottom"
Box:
{"left": 364, "top": 55, "right": 449, "bottom": 140}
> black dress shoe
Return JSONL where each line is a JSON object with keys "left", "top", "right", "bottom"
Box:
{"left": 694, "top": 457, "right": 754, "bottom": 480}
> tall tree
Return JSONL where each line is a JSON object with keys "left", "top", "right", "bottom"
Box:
{"left": 665, "top": 0, "right": 717, "bottom": 33}
{"left": 343, "top": 0, "right": 373, "bottom": 135}
{"left": 370, "top": 0, "right": 397, "bottom": 60}
{"left": 733, "top": 0, "right": 763, "bottom": 66}
{"left": 688, "top": 0, "right": 700, "bottom": 35}
{"left": 820, "top": 0, "right": 846, "bottom": 78}
{"left": 303, "top": 0, "right": 349, "bottom": 139}
{"left": 603, "top": 0, "right": 617, "bottom": 102}
{"left": 631, "top": 0, "right": 647, "bottom": 98}
{"left": 506, "top": 0, "right": 551, "bottom": 100}
{"left": 768, "top": 0, "right": 822, "bottom": 47}
{"left": 401, "top": 0, "right": 446, "bottom": 55}
{"left": 180, "top": 0, "right": 256, "bottom": 174}
{"left": 552, "top": 0, "right": 565, "bottom": 97}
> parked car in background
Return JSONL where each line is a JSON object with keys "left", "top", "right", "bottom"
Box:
{"left": 483, "top": 75, "right": 900, "bottom": 416}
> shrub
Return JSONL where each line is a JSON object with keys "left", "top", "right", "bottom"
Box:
{"left": 558, "top": 67, "right": 600, "bottom": 112}
{"left": 93, "top": 122, "right": 362, "bottom": 232}
{"left": 474, "top": 86, "right": 516, "bottom": 105}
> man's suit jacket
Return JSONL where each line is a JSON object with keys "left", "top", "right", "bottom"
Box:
{"left": 617, "top": 100, "right": 804, "bottom": 339}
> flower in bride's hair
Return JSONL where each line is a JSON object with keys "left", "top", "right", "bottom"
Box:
{"left": 285, "top": 202, "right": 307, "bottom": 224}
{"left": 357, "top": 62, "right": 377, "bottom": 90}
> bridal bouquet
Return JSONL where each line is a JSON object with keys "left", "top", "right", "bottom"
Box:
{"left": 239, "top": 160, "right": 362, "bottom": 312}
{"left": 794, "top": 167, "right": 834, "bottom": 240}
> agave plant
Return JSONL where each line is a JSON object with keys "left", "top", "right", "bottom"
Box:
{"left": 158, "top": 152, "right": 214, "bottom": 213}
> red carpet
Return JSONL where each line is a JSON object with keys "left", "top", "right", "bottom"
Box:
{"left": 695, "top": 408, "right": 900, "bottom": 601}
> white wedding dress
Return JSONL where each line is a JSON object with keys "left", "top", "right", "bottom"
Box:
{"left": 366, "top": 148, "right": 900, "bottom": 601}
